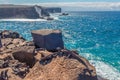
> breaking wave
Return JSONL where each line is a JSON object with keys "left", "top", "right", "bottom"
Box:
{"left": 0, "top": 19, "right": 47, "bottom": 22}
{"left": 90, "top": 60, "right": 120, "bottom": 80}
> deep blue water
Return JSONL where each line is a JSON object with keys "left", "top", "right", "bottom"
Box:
{"left": 0, "top": 11, "right": 120, "bottom": 80}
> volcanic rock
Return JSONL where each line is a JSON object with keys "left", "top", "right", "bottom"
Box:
{"left": 12, "top": 51, "right": 36, "bottom": 68}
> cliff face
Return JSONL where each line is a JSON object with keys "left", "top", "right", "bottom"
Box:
{"left": 0, "top": 6, "right": 40, "bottom": 19}
{"left": 0, "top": 5, "right": 61, "bottom": 19}
{"left": 44, "top": 7, "right": 62, "bottom": 13}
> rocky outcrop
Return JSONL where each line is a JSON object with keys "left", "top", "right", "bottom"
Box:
{"left": 25, "top": 49, "right": 98, "bottom": 80}
{"left": 0, "top": 30, "right": 105, "bottom": 80}
{"left": 0, "top": 5, "right": 40, "bottom": 19}
{"left": 31, "top": 29, "right": 64, "bottom": 51}
{"left": 0, "top": 30, "right": 35, "bottom": 80}
{"left": 0, "top": 30, "right": 34, "bottom": 54}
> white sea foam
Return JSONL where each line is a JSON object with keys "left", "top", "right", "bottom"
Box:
{"left": 63, "top": 31, "right": 72, "bottom": 39}
{"left": 0, "top": 19, "right": 47, "bottom": 22}
{"left": 50, "top": 13, "right": 60, "bottom": 20}
{"left": 79, "top": 52, "right": 120, "bottom": 80}
{"left": 90, "top": 60, "right": 120, "bottom": 80}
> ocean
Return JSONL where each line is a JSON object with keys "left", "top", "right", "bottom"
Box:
{"left": 0, "top": 11, "right": 120, "bottom": 80}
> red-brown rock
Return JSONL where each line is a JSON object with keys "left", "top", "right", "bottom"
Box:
{"left": 25, "top": 50, "right": 98, "bottom": 80}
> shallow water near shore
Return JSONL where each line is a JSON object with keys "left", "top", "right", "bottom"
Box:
{"left": 0, "top": 11, "right": 120, "bottom": 80}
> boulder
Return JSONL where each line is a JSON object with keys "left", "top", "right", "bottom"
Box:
{"left": 25, "top": 50, "right": 98, "bottom": 80}
{"left": 31, "top": 29, "right": 64, "bottom": 51}
{"left": 12, "top": 51, "right": 36, "bottom": 68}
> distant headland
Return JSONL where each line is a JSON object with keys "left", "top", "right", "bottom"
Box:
{"left": 0, "top": 4, "right": 61, "bottom": 19}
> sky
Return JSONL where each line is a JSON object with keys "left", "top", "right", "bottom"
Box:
{"left": 0, "top": 0, "right": 120, "bottom": 11}
{"left": 0, "top": 0, "right": 120, "bottom": 3}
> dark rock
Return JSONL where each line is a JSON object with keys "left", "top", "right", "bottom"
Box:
{"left": 0, "top": 70, "right": 8, "bottom": 80}
{"left": 12, "top": 51, "right": 36, "bottom": 68}
{"left": 40, "top": 7, "right": 50, "bottom": 17}
{"left": 0, "top": 59, "right": 9, "bottom": 68}
{"left": 31, "top": 29, "right": 64, "bottom": 51}
{"left": 46, "top": 17, "right": 54, "bottom": 20}
{"left": 61, "top": 13, "right": 69, "bottom": 16}
{"left": 0, "top": 30, "right": 24, "bottom": 39}
{"left": 12, "top": 63, "right": 29, "bottom": 78}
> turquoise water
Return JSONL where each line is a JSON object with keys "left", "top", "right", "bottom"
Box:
{"left": 0, "top": 11, "right": 120, "bottom": 80}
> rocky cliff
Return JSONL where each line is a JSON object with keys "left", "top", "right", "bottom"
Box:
{"left": 44, "top": 7, "right": 62, "bottom": 13}
{"left": 0, "top": 30, "right": 106, "bottom": 80}
{"left": 0, "top": 5, "right": 40, "bottom": 19}
{"left": 0, "top": 5, "right": 61, "bottom": 19}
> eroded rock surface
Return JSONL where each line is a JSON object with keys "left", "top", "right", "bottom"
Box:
{"left": 25, "top": 50, "right": 98, "bottom": 80}
{"left": 0, "top": 30, "right": 34, "bottom": 54}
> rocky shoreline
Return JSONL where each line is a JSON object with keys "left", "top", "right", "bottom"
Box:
{"left": 0, "top": 30, "right": 106, "bottom": 80}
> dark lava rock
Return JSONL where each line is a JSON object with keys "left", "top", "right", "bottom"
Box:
{"left": 12, "top": 51, "right": 36, "bottom": 68}
{"left": 0, "top": 70, "right": 9, "bottom": 80}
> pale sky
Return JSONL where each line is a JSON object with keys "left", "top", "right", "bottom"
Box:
{"left": 0, "top": 0, "right": 120, "bottom": 4}
{"left": 0, "top": 0, "right": 120, "bottom": 11}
